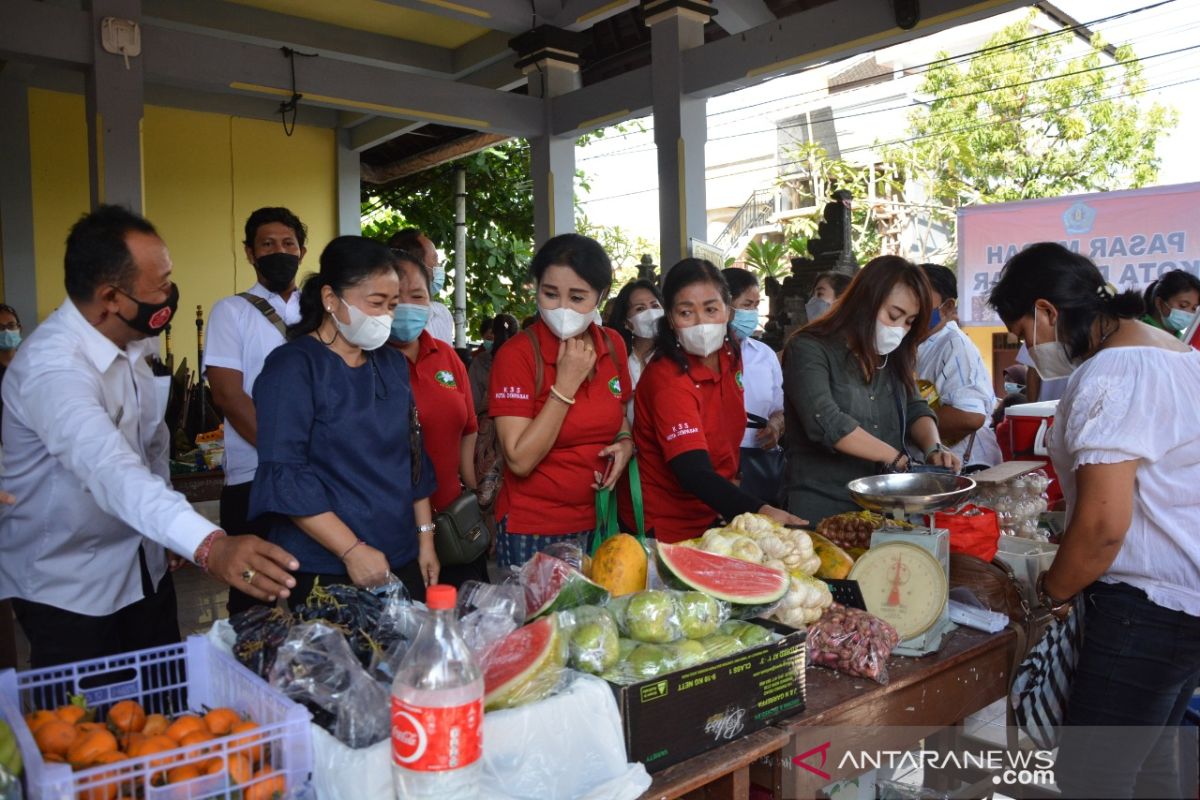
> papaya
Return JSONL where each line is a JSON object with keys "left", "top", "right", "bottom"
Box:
{"left": 590, "top": 534, "right": 648, "bottom": 597}
{"left": 847, "top": 546, "right": 869, "bottom": 560}
{"left": 809, "top": 531, "right": 855, "bottom": 580}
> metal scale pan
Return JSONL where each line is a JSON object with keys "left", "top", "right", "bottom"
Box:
{"left": 843, "top": 472, "right": 977, "bottom": 656}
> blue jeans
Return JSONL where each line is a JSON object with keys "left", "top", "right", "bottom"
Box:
{"left": 494, "top": 516, "right": 590, "bottom": 570}
{"left": 1056, "top": 581, "right": 1200, "bottom": 798}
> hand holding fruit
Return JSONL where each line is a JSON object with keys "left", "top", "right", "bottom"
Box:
{"left": 342, "top": 541, "right": 391, "bottom": 588}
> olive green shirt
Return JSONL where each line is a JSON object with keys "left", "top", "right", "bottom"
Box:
{"left": 782, "top": 333, "right": 936, "bottom": 522}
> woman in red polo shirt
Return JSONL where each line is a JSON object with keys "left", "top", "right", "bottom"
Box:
{"left": 489, "top": 234, "right": 634, "bottom": 568}
{"left": 386, "top": 250, "right": 486, "bottom": 585}
{"left": 634, "top": 259, "right": 803, "bottom": 543}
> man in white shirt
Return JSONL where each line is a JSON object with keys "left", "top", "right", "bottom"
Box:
{"left": 387, "top": 228, "right": 454, "bottom": 343}
{"left": 916, "top": 264, "right": 1003, "bottom": 467}
{"left": 205, "top": 207, "right": 306, "bottom": 615}
{"left": 0, "top": 206, "right": 299, "bottom": 667}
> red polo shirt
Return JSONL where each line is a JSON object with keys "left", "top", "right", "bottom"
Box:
{"left": 633, "top": 346, "right": 745, "bottom": 543}
{"left": 398, "top": 331, "right": 477, "bottom": 513}
{"left": 489, "top": 320, "right": 631, "bottom": 534}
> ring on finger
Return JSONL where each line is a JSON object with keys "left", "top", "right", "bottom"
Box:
{"left": 242, "top": 568, "right": 256, "bottom": 584}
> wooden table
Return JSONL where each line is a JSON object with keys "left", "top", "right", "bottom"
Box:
{"left": 639, "top": 727, "right": 791, "bottom": 800}
{"left": 637, "top": 628, "right": 1016, "bottom": 800}
{"left": 777, "top": 627, "right": 1017, "bottom": 797}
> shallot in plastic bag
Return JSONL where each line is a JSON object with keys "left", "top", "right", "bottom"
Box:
{"left": 806, "top": 603, "right": 900, "bottom": 685}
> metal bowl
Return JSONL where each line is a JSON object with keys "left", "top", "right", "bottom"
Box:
{"left": 847, "top": 472, "right": 977, "bottom": 514}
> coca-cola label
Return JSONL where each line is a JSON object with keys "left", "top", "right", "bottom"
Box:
{"left": 391, "top": 696, "right": 483, "bottom": 771}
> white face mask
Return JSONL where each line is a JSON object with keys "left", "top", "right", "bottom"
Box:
{"left": 677, "top": 322, "right": 727, "bottom": 357}
{"left": 335, "top": 296, "right": 393, "bottom": 351}
{"left": 628, "top": 307, "right": 664, "bottom": 340}
{"left": 874, "top": 321, "right": 906, "bottom": 356}
{"left": 539, "top": 305, "right": 594, "bottom": 340}
{"left": 1028, "top": 306, "right": 1077, "bottom": 380}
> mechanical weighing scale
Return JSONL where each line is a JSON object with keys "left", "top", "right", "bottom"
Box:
{"left": 844, "top": 472, "right": 978, "bottom": 656}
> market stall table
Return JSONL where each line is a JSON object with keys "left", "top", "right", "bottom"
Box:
{"left": 778, "top": 627, "right": 1018, "bottom": 797}
{"left": 637, "top": 628, "right": 1016, "bottom": 800}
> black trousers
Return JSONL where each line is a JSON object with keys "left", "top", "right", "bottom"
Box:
{"left": 12, "top": 547, "right": 180, "bottom": 668}
{"left": 220, "top": 481, "right": 273, "bottom": 617}
{"left": 286, "top": 558, "right": 428, "bottom": 610}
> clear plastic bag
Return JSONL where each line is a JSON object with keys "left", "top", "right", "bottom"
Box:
{"left": 518, "top": 552, "right": 609, "bottom": 621}
{"left": 481, "top": 615, "right": 569, "bottom": 711}
{"left": 608, "top": 589, "right": 730, "bottom": 643}
{"left": 457, "top": 581, "right": 527, "bottom": 662}
{"left": 558, "top": 606, "right": 621, "bottom": 675}
{"left": 269, "top": 622, "right": 391, "bottom": 748}
{"left": 806, "top": 604, "right": 901, "bottom": 685}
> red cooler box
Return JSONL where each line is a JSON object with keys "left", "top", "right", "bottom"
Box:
{"left": 997, "top": 400, "right": 1063, "bottom": 506}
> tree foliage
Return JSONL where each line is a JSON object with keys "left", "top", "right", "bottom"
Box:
{"left": 890, "top": 11, "right": 1176, "bottom": 225}
{"left": 361, "top": 141, "right": 537, "bottom": 336}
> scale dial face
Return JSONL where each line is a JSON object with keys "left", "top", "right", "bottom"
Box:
{"left": 847, "top": 542, "right": 947, "bottom": 640}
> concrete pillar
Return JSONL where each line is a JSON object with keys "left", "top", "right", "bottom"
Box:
{"left": 453, "top": 166, "right": 467, "bottom": 348}
{"left": 513, "top": 27, "right": 584, "bottom": 246}
{"left": 0, "top": 65, "right": 38, "bottom": 329}
{"left": 85, "top": 0, "right": 145, "bottom": 211}
{"left": 336, "top": 128, "right": 362, "bottom": 235}
{"left": 644, "top": 0, "right": 714, "bottom": 270}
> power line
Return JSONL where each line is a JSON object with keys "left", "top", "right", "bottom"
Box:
{"left": 578, "top": 0, "right": 1182, "bottom": 150}
{"left": 579, "top": 33, "right": 1197, "bottom": 163}
{"left": 577, "top": 72, "right": 1200, "bottom": 205}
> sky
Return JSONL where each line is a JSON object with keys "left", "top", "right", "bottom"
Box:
{"left": 574, "top": 0, "right": 1200, "bottom": 250}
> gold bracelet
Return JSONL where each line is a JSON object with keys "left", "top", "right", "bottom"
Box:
{"left": 549, "top": 385, "right": 576, "bottom": 405}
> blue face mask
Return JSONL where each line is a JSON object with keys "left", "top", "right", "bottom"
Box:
{"left": 1004, "top": 381, "right": 1023, "bottom": 396}
{"left": 390, "top": 303, "right": 431, "bottom": 342}
{"left": 431, "top": 266, "right": 446, "bottom": 295}
{"left": 482, "top": 340, "right": 494, "bottom": 353}
{"left": 0, "top": 330, "right": 20, "bottom": 350}
{"left": 1166, "top": 307, "right": 1196, "bottom": 334}
{"left": 929, "top": 308, "right": 941, "bottom": 330}
{"left": 731, "top": 308, "right": 758, "bottom": 339}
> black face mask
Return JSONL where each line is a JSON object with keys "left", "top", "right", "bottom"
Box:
{"left": 255, "top": 252, "right": 301, "bottom": 294}
{"left": 117, "top": 282, "right": 179, "bottom": 336}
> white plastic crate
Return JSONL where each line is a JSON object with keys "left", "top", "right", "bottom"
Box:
{"left": 0, "top": 636, "right": 312, "bottom": 800}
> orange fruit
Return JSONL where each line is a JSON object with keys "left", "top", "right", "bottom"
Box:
{"left": 202, "top": 756, "right": 226, "bottom": 775}
{"left": 34, "top": 720, "right": 78, "bottom": 757}
{"left": 166, "top": 763, "right": 202, "bottom": 784}
{"left": 244, "top": 769, "right": 286, "bottom": 800}
{"left": 228, "top": 752, "right": 253, "bottom": 785}
{"left": 67, "top": 729, "right": 119, "bottom": 767}
{"left": 118, "top": 731, "right": 146, "bottom": 754}
{"left": 56, "top": 704, "right": 87, "bottom": 725}
{"left": 127, "top": 734, "right": 176, "bottom": 759}
{"left": 43, "top": 752, "right": 66, "bottom": 763}
{"left": 76, "top": 722, "right": 108, "bottom": 736}
{"left": 229, "top": 721, "right": 265, "bottom": 766}
{"left": 179, "top": 730, "right": 214, "bottom": 750}
{"left": 26, "top": 710, "right": 59, "bottom": 732}
{"left": 141, "top": 713, "right": 169, "bottom": 737}
{"left": 77, "top": 752, "right": 128, "bottom": 800}
{"left": 106, "top": 701, "right": 145, "bottom": 734}
{"left": 203, "top": 707, "right": 240, "bottom": 736}
{"left": 165, "top": 715, "right": 205, "bottom": 743}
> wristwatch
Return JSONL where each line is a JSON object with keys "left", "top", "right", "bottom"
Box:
{"left": 924, "top": 442, "right": 950, "bottom": 461}
{"left": 1036, "top": 571, "right": 1072, "bottom": 614}
{"left": 417, "top": 523, "right": 436, "bottom": 534}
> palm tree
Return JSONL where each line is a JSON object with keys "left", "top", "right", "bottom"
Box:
{"left": 743, "top": 239, "right": 789, "bottom": 281}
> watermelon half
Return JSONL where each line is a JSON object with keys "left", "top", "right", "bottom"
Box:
{"left": 519, "top": 552, "right": 610, "bottom": 620}
{"left": 656, "top": 541, "right": 788, "bottom": 618}
{"left": 483, "top": 615, "right": 565, "bottom": 711}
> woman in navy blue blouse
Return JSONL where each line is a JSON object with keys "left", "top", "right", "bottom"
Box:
{"left": 250, "top": 236, "right": 438, "bottom": 605}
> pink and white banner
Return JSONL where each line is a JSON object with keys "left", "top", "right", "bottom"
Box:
{"left": 957, "top": 182, "right": 1200, "bottom": 326}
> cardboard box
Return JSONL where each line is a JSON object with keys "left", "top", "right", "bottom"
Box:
{"left": 609, "top": 621, "right": 807, "bottom": 773}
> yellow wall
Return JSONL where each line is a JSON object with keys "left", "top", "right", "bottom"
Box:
{"left": 25, "top": 89, "right": 336, "bottom": 368}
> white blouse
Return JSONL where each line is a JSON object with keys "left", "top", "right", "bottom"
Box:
{"left": 1049, "top": 345, "right": 1200, "bottom": 616}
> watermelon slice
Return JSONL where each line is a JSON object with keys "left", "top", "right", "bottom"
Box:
{"left": 519, "top": 552, "right": 609, "bottom": 620}
{"left": 483, "top": 615, "right": 565, "bottom": 711}
{"left": 656, "top": 541, "right": 788, "bottom": 618}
